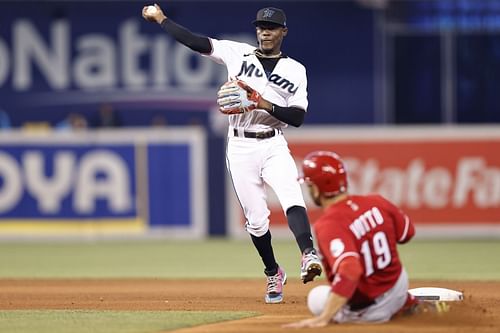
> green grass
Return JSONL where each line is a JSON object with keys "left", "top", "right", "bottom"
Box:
{"left": 0, "top": 239, "right": 270, "bottom": 278}
{"left": 399, "top": 240, "right": 500, "bottom": 280}
{"left": 0, "top": 239, "right": 498, "bottom": 280}
{"left": 0, "top": 239, "right": 498, "bottom": 333}
{"left": 0, "top": 310, "right": 257, "bottom": 333}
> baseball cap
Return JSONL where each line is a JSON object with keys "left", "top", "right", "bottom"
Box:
{"left": 252, "top": 7, "right": 287, "bottom": 27}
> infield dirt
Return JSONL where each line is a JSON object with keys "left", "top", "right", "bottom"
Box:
{"left": 0, "top": 279, "right": 498, "bottom": 333}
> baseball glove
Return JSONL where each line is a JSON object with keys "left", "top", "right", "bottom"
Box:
{"left": 217, "top": 79, "right": 261, "bottom": 115}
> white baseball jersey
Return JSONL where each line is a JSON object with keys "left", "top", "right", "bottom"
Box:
{"left": 204, "top": 38, "right": 308, "bottom": 131}
{"left": 202, "top": 38, "right": 308, "bottom": 237}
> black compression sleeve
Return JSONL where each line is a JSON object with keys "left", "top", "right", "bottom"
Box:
{"left": 160, "top": 18, "right": 212, "bottom": 54}
{"left": 268, "top": 105, "right": 306, "bottom": 127}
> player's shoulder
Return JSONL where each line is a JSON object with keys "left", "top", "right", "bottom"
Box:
{"left": 314, "top": 213, "right": 354, "bottom": 252}
{"left": 352, "top": 193, "right": 387, "bottom": 205}
{"left": 282, "top": 56, "right": 306, "bottom": 72}
{"left": 210, "top": 38, "right": 256, "bottom": 53}
{"left": 313, "top": 206, "right": 348, "bottom": 233}
{"left": 351, "top": 193, "right": 400, "bottom": 215}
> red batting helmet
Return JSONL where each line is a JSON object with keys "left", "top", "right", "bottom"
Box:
{"left": 299, "top": 151, "right": 348, "bottom": 197}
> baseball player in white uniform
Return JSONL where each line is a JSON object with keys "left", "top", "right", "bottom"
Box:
{"left": 143, "top": 4, "right": 322, "bottom": 304}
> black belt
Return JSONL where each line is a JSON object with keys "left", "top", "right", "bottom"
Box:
{"left": 233, "top": 128, "right": 282, "bottom": 139}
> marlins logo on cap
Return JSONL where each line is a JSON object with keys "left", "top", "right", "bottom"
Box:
{"left": 262, "top": 8, "right": 275, "bottom": 18}
{"left": 252, "top": 7, "right": 287, "bottom": 27}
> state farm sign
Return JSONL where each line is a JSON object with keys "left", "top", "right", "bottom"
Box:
{"left": 287, "top": 128, "right": 500, "bottom": 225}
{"left": 343, "top": 155, "right": 499, "bottom": 223}
{"left": 228, "top": 127, "right": 500, "bottom": 238}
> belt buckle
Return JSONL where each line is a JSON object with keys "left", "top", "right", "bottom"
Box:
{"left": 259, "top": 129, "right": 276, "bottom": 139}
{"left": 255, "top": 131, "right": 267, "bottom": 139}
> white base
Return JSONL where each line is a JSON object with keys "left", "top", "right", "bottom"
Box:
{"left": 408, "top": 287, "right": 464, "bottom": 301}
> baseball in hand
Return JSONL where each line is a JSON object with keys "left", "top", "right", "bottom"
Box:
{"left": 146, "top": 5, "right": 158, "bottom": 15}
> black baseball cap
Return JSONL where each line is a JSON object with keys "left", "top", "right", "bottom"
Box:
{"left": 252, "top": 7, "right": 287, "bottom": 27}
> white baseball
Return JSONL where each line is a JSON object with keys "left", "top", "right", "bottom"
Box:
{"left": 146, "top": 5, "right": 157, "bottom": 15}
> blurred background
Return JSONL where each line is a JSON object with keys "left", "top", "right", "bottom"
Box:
{"left": 0, "top": 0, "right": 499, "bottom": 240}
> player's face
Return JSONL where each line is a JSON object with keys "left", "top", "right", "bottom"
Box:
{"left": 308, "top": 184, "right": 322, "bottom": 207}
{"left": 256, "top": 24, "right": 288, "bottom": 55}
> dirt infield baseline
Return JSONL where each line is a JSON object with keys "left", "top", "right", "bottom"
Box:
{"left": 0, "top": 279, "right": 498, "bottom": 333}
{"left": 227, "top": 126, "right": 500, "bottom": 239}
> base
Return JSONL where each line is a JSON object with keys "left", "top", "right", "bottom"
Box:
{"left": 408, "top": 287, "right": 464, "bottom": 301}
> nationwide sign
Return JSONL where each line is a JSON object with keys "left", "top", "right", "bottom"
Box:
{"left": 0, "top": 1, "right": 376, "bottom": 126}
{"left": 0, "top": 18, "right": 228, "bottom": 109}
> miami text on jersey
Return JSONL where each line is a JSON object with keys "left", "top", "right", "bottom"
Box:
{"left": 237, "top": 61, "right": 299, "bottom": 94}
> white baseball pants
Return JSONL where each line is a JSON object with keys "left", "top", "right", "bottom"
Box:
{"left": 226, "top": 134, "right": 306, "bottom": 237}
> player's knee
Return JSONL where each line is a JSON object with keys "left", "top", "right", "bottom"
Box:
{"left": 245, "top": 222, "right": 269, "bottom": 237}
{"left": 286, "top": 205, "right": 307, "bottom": 217}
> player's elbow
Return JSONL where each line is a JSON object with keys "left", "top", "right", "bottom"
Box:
{"left": 289, "top": 119, "right": 304, "bottom": 127}
{"left": 339, "top": 257, "right": 363, "bottom": 281}
{"left": 332, "top": 258, "right": 363, "bottom": 299}
{"left": 398, "top": 223, "right": 415, "bottom": 244}
{"left": 289, "top": 110, "right": 305, "bottom": 127}
{"left": 405, "top": 223, "right": 416, "bottom": 242}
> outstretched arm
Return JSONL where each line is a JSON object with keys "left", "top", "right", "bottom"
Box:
{"left": 142, "top": 4, "right": 212, "bottom": 54}
{"left": 283, "top": 257, "right": 362, "bottom": 328}
{"left": 284, "top": 292, "right": 347, "bottom": 328}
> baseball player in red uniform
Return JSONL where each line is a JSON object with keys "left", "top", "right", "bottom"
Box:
{"left": 285, "top": 151, "right": 419, "bottom": 327}
{"left": 142, "top": 4, "right": 322, "bottom": 304}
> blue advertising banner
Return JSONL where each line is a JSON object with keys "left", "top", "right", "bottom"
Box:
{"left": 0, "top": 144, "right": 137, "bottom": 219}
{"left": 147, "top": 143, "right": 191, "bottom": 227}
{"left": 0, "top": 128, "right": 207, "bottom": 237}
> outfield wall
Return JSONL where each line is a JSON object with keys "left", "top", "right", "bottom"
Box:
{"left": 228, "top": 126, "right": 500, "bottom": 239}
{"left": 0, "top": 128, "right": 207, "bottom": 239}
{"left": 1, "top": 126, "right": 499, "bottom": 239}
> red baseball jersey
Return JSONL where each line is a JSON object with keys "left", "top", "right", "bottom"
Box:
{"left": 313, "top": 194, "right": 415, "bottom": 308}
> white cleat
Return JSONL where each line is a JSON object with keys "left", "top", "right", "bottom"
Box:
{"left": 265, "top": 267, "right": 287, "bottom": 304}
{"left": 300, "top": 250, "right": 322, "bottom": 284}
